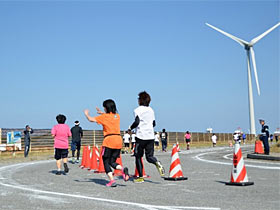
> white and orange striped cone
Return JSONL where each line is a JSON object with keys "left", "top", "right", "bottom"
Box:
{"left": 225, "top": 142, "right": 254, "bottom": 186}
{"left": 95, "top": 145, "right": 100, "bottom": 161}
{"left": 176, "top": 142, "right": 180, "bottom": 152}
{"left": 164, "top": 144, "right": 188, "bottom": 181}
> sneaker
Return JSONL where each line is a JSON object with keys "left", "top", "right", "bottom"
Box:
{"left": 155, "top": 161, "right": 165, "bottom": 177}
{"left": 106, "top": 180, "right": 117, "bottom": 187}
{"left": 75, "top": 159, "right": 80, "bottom": 164}
{"left": 122, "top": 167, "right": 129, "bottom": 181}
{"left": 71, "top": 157, "right": 75, "bottom": 163}
{"left": 64, "top": 163, "right": 69, "bottom": 173}
{"left": 56, "top": 170, "right": 62, "bottom": 175}
{"left": 133, "top": 177, "right": 144, "bottom": 183}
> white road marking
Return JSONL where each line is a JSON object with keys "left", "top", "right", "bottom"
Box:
{"left": 223, "top": 153, "right": 280, "bottom": 165}
{"left": 0, "top": 161, "right": 220, "bottom": 210}
{"left": 194, "top": 152, "right": 280, "bottom": 170}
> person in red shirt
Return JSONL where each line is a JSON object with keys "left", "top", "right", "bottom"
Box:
{"left": 84, "top": 99, "right": 129, "bottom": 187}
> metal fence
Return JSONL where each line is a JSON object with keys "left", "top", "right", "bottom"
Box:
{"left": 0, "top": 128, "right": 256, "bottom": 153}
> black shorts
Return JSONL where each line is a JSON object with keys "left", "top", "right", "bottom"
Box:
{"left": 102, "top": 147, "right": 121, "bottom": 159}
{"left": 124, "top": 143, "right": 129, "bottom": 147}
{"left": 155, "top": 141, "right": 159, "bottom": 146}
{"left": 54, "top": 148, "right": 68, "bottom": 160}
{"left": 186, "top": 139, "right": 191, "bottom": 143}
{"left": 71, "top": 141, "right": 81, "bottom": 151}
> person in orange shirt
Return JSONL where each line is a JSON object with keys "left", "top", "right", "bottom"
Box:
{"left": 84, "top": 99, "right": 129, "bottom": 187}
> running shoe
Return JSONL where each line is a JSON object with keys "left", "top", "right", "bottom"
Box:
{"left": 71, "top": 157, "right": 75, "bottom": 163}
{"left": 64, "top": 163, "right": 69, "bottom": 173}
{"left": 122, "top": 167, "right": 129, "bottom": 181}
{"left": 133, "top": 177, "right": 144, "bottom": 183}
{"left": 155, "top": 161, "right": 165, "bottom": 177}
{"left": 106, "top": 180, "right": 117, "bottom": 187}
{"left": 56, "top": 170, "right": 62, "bottom": 175}
{"left": 75, "top": 159, "right": 79, "bottom": 164}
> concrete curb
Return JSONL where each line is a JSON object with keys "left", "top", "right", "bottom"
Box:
{"left": 247, "top": 153, "right": 280, "bottom": 161}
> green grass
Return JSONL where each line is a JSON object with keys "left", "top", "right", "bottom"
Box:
{"left": 270, "top": 143, "right": 280, "bottom": 153}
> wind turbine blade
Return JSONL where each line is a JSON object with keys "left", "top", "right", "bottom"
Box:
{"left": 250, "top": 47, "right": 260, "bottom": 95}
{"left": 206, "top": 23, "right": 249, "bottom": 46}
{"left": 250, "top": 22, "right": 280, "bottom": 45}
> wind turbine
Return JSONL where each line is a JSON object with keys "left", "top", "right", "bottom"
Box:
{"left": 206, "top": 22, "right": 280, "bottom": 135}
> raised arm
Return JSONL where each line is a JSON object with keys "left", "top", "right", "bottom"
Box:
{"left": 84, "top": 109, "right": 97, "bottom": 123}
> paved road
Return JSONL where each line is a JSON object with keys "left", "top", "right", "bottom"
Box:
{"left": 0, "top": 145, "right": 279, "bottom": 210}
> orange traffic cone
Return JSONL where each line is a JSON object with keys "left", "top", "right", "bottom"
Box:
{"left": 226, "top": 142, "right": 254, "bottom": 186}
{"left": 88, "top": 146, "right": 98, "bottom": 171}
{"left": 83, "top": 145, "right": 91, "bottom": 169}
{"left": 254, "top": 140, "right": 264, "bottom": 154}
{"left": 80, "top": 146, "right": 87, "bottom": 168}
{"left": 113, "top": 155, "right": 123, "bottom": 176}
{"left": 133, "top": 157, "right": 149, "bottom": 178}
{"left": 164, "top": 144, "right": 188, "bottom": 181}
{"left": 95, "top": 146, "right": 105, "bottom": 173}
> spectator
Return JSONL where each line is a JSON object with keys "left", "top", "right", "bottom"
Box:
{"left": 259, "top": 119, "right": 269, "bottom": 155}
{"left": 23, "top": 125, "right": 33, "bottom": 157}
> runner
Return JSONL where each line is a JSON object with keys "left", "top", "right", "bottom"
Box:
{"left": 51, "top": 114, "right": 71, "bottom": 175}
{"left": 84, "top": 99, "right": 129, "bottom": 187}
{"left": 129, "top": 91, "right": 165, "bottom": 183}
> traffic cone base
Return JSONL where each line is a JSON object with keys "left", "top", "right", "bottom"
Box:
{"left": 164, "top": 177, "right": 188, "bottom": 181}
{"left": 225, "top": 181, "right": 254, "bottom": 186}
{"left": 164, "top": 144, "right": 188, "bottom": 181}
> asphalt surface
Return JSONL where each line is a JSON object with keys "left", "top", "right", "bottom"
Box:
{"left": 0, "top": 145, "right": 279, "bottom": 210}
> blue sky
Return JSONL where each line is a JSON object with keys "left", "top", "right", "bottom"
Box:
{"left": 0, "top": 0, "right": 279, "bottom": 134}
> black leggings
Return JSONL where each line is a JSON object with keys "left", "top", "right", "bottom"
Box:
{"left": 134, "top": 138, "right": 157, "bottom": 177}
{"left": 102, "top": 147, "right": 121, "bottom": 174}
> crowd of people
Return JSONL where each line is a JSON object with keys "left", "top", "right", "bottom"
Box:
{"left": 22, "top": 90, "right": 278, "bottom": 187}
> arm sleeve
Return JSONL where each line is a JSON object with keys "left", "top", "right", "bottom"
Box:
{"left": 153, "top": 120, "right": 156, "bottom": 127}
{"left": 130, "top": 116, "right": 140, "bottom": 130}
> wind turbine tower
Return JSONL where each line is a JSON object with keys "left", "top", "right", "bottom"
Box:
{"left": 206, "top": 22, "right": 280, "bottom": 135}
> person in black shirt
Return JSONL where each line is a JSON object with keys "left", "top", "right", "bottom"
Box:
{"left": 259, "top": 119, "right": 269, "bottom": 155}
{"left": 71, "top": 121, "right": 83, "bottom": 163}
{"left": 24, "top": 125, "right": 33, "bottom": 157}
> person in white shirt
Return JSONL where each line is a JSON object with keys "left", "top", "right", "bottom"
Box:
{"left": 123, "top": 131, "right": 131, "bottom": 154}
{"left": 129, "top": 91, "right": 165, "bottom": 183}
{"left": 211, "top": 133, "right": 217, "bottom": 147}
{"left": 154, "top": 132, "right": 160, "bottom": 151}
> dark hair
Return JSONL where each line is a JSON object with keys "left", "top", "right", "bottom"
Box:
{"left": 103, "top": 99, "right": 117, "bottom": 114}
{"left": 186, "top": 131, "right": 189, "bottom": 134}
{"left": 162, "top": 129, "right": 166, "bottom": 132}
{"left": 138, "top": 91, "right": 151, "bottom": 106}
{"left": 56, "top": 114, "right": 66, "bottom": 124}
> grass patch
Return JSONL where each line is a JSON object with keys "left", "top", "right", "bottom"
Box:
{"left": 270, "top": 143, "right": 280, "bottom": 153}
